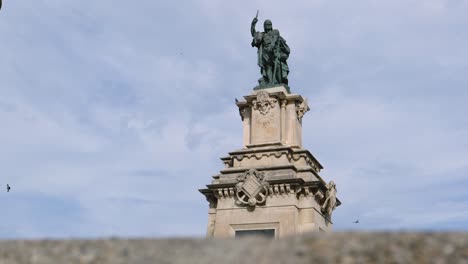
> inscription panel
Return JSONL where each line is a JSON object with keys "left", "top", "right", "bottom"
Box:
{"left": 235, "top": 229, "right": 275, "bottom": 238}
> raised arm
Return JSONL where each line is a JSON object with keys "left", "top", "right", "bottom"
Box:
{"left": 251, "top": 17, "right": 258, "bottom": 37}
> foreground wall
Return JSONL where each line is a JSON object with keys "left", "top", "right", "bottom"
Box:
{"left": 0, "top": 233, "right": 467, "bottom": 264}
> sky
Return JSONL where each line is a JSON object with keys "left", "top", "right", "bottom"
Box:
{"left": 0, "top": 0, "right": 467, "bottom": 239}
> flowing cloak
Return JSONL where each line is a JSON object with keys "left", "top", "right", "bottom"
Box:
{"left": 251, "top": 30, "right": 290, "bottom": 83}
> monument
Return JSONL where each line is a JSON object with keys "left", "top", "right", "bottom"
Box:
{"left": 199, "top": 14, "right": 340, "bottom": 238}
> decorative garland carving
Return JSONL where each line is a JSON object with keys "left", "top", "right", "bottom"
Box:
{"left": 232, "top": 151, "right": 289, "bottom": 161}
{"left": 222, "top": 151, "right": 320, "bottom": 173}
{"left": 235, "top": 169, "right": 269, "bottom": 207}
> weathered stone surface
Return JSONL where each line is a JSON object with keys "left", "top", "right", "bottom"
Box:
{"left": 0, "top": 233, "right": 467, "bottom": 264}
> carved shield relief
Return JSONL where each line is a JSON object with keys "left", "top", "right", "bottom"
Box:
{"left": 235, "top": 169, "right": 269, "bottom": 207}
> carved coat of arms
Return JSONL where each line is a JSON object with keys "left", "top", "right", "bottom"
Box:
{"left": 235, "top": 169, "right": 269, "bottom": 207}
{"left": 252, "top": 91, "right": 277, "bottom": 127}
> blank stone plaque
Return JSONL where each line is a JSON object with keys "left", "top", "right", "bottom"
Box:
{"left": 235, "top": 229, "right": 275, "bottom": 238}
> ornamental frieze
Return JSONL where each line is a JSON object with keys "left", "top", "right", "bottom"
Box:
{"left": 221, "top": 151, "right": 321, "bottom": 173}
{"left": 232, "top": 151, "right": 289, "bottom": 161}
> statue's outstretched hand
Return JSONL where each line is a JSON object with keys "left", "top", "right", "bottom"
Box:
{"left": 252, "top": 17, "right": 258, "bottom": 24}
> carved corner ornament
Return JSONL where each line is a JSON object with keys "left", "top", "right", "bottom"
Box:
{"left": 295, "top": 98, "right": 309, "bottom": 121}
{"left": 321, "top": 180, "right": 337, "bottom": 217}
{"left": 238, "top": 107, "right": 246, "bottom": 121}
{"left": 235, "top": 169, "right": 269, "bottom": 207}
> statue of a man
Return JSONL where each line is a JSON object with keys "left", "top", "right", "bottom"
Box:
{"left": 321, "top": 181, "right": 337, "bottom": 217}
{"left": 251, "top": 16, "right": 290, "bottom": 88}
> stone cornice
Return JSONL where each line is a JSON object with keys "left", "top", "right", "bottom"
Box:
{"left": 220, "top": 164, "right": 297, "bottom": 174}
{"left": 200, "top": 178, "right": 341, "bottom": 207}
{"left": 220, "top": 146, "right": 323, "bottom": 173}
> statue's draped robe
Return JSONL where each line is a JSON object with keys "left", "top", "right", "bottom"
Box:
{"left": 252, "top": 29, "right": 290, "bottom": 85}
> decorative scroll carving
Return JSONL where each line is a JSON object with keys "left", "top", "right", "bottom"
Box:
{"left": 295, "top": 98, "right": 309, "bottom": 121}
{"left": 321, "top": 181, "right": 337, "bottom": 217}
{"left": 252, "top": 91, "right": 277, "bottom": 127}
{"left": 235, "top": 169, "right": 269, "bottom": 207}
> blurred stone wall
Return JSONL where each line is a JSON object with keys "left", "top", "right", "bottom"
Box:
{"left": 0, "top": 233, "right": 467, "bottom": 264}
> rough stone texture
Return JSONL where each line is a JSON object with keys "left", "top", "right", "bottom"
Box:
{"left": 1, "top": 233, "right": 467, "bottom": 264}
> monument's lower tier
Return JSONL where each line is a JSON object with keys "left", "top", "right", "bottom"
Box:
{"left": 200, "top": 167, "right": 340, "bottom": 238}
{"left": 200, "top": 179, "right": 333, "bottom": 238}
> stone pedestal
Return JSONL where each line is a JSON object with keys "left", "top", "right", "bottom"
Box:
{"left": 200, "top": 86, "right": 340, "bottom": 238}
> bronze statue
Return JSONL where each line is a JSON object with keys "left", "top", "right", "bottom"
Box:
{"left": 251, "top": 12, "right": 290, "bottom": 89}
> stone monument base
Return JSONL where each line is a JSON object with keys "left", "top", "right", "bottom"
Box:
{"left": 200, "top": 86, "right": 340, "bottom": 238}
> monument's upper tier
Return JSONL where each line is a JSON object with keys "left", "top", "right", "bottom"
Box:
{"left": 236, "top": 86, "right": 309, "bottom": 149}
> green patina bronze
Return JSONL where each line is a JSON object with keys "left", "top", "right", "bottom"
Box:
{"left": 251, "top": 12, "right": 290, "bottom": 91}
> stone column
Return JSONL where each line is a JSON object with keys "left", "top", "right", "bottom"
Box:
{"left": 280, "top": 100, "right": 287, "bottom": 145}
{"left": 240, "top": 107, "right": 251, "bottom": 147}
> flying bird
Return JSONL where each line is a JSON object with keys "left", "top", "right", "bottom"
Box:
{"left": 353, "top": 219, "right": 359, "bottom": 224}
{"left": 6, "top": 184, "right": 10, "bottom": 192}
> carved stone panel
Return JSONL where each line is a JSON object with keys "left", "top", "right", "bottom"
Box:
{"left": 251, "top": 91, "right": 280, "bottom": 144}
